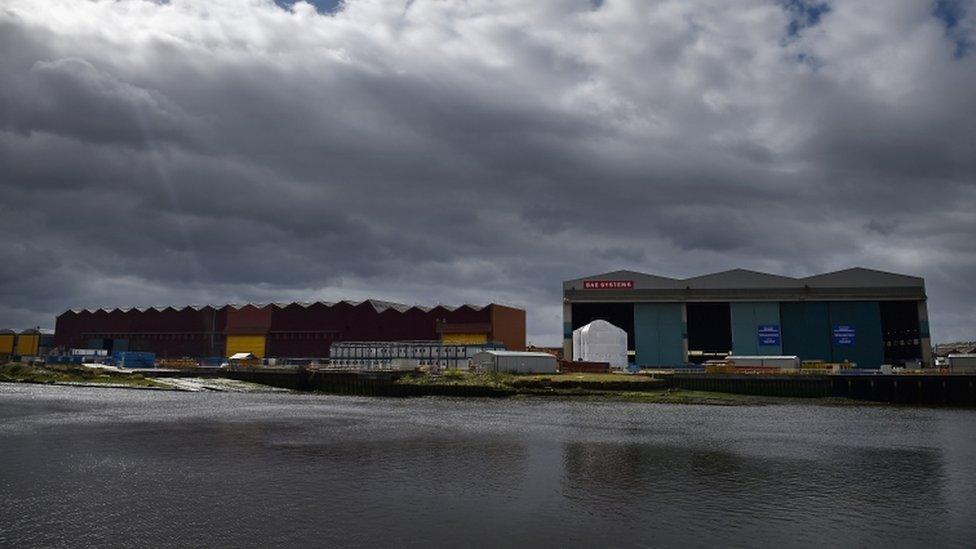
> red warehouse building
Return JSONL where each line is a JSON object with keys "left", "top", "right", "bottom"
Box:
{"left": 54, "top": 300, "right": 526, "bottom": 359}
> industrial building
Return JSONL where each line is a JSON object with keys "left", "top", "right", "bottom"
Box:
{"left": 54, "top": 300, "right": 525, "bottom": 359}
{"left": 563, "top": 268, "right": 931, "bottom": 369}
{"left": 471, "top": 350, "right": 558, "bottom": 374}
{"left": 329, "top": 340, "right": 504, "bottom": 370}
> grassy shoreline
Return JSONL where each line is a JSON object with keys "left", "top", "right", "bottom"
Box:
{"left": 1, "top": 364, "right": 868, "bottom": 406}
{"left": 393, "top": 371, "right": 863, "bottom": 406}
{"left": 1, "top": 362, "right": 169, "bottom": 389}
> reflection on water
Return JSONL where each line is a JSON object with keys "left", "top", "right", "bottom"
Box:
{"left": 1, "top": 384, "right": 974, "bottom": 548}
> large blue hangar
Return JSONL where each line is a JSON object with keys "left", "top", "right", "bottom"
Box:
{"left": 563, "top": 268, "right": 931, "bottom": 369}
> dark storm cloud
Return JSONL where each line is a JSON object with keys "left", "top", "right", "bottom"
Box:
{"left": 1, "top": 0, "right": 975, "bottom": 343}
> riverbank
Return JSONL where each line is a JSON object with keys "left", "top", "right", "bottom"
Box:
{"left": 0, "top": 364, "right": 917, "bottom": 406}
{"left": 0, "top": 364, "right": 823, "bottom": 405}
{"left": 392, "top": 371, "right": 863, "bottom": 406}
{"left": 1, "top": 362, "right": 169, "bottom": 389}
{"left": 0, "top": 363, "right": 296, "bottom": 393}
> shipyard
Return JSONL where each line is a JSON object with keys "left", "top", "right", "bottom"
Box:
{"left": 3, "top": 1, "right": 976, "bottom": 547}
{"left": 2, "top": 267, "right": 974, "bottom": 406}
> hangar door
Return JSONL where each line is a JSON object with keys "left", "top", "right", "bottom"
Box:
{"left": 634, "top": 303, "right": 684, "bottom": 367}
{"left": 730, "top": 302, "right": 782, "bottom": 356}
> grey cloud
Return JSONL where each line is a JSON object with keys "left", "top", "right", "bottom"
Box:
{"left": 0, "top": 0, "right": 975, "bottom": 344}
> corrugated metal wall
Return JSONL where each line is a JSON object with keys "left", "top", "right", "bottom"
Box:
{"left": 634, "top": 303, "right": 684, "bottom": 367}
{"left": 55, "top": 307, "right": 228, "bottom": 358}
{"left": 730, "top": 302, "right": 782, "bottom": 356}
{"left": 55, "top": 302, "right": 522, "bottom": 359}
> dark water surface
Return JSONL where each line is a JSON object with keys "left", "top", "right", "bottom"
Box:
{"left": 1, "top": 384, "right": 975, "bottom": 548}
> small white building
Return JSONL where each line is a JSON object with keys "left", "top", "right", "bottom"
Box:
{"left": 948, "top": 354, "right": 976, "bottom": 373}
{"left": 471, "top": 350, "right": 557, "bottom": 374}
{"left": 572, "top": 320, "right": 628, "bottom": 369}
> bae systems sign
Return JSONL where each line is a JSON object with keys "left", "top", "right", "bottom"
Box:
{"left": 583, "top": 280, "right": 635, "bottom": 290}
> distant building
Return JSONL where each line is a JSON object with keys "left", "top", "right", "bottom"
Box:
{"left": 934, "top": 341, "right": 976, "bottom": 357}
{"left": 564, "top": 268, "right": 931, "bottom": 369}
{"left": 329, "top": 340, "right": 503, "bottom": 370}
{"left": 471, "top": 350, "right": 558, "bottom": 373}
{"left": 55, "top": 300, "right": 526, "bottom": 359}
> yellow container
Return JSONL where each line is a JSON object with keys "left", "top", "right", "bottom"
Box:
{"left": 442, "top": 333, "right": 488, "bottom": 345}
{"left": 226, "top": 335, "right": 267, "bottom": 358}
{"left": 15, "top": 334, "right": 39, "bottom": 356}
{"left": 0, "top": 334, "right": 15, "bottom": 355}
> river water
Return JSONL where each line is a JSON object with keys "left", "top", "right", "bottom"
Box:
{"left": 1, "top": 383, "right": 974, "bottom": 548}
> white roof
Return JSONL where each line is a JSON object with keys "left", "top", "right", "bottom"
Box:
{"left": 727, "top": 355, "right": 799, "bottom": 360}
{"left": 477, "top": 350, "right": 555, "bottom": 358}
{"left": 575, "top": 319, "right": 626, "bottom": 334}
{"left": 229, "top": 352, "right": 256, "bottom": 360}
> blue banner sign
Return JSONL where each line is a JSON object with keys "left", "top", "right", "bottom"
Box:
{"left": 757, "top": 325, "right": 781, "bottom": 346}
{"left": 833, "top": 325, "right": 856, "bottom": 346}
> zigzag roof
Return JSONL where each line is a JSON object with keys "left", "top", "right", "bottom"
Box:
{"left": 61, "top": 299, "right": 494, "bottom": 315}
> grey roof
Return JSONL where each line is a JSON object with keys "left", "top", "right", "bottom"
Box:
{"left": 566, "top": 267, "right": 923, "bottom": 290}
{"left": 683, "top": 269, "right": 803, "bottom": 289}
{"left": 564, "top": 267, "right": 926, "bottom": 302}
{"left": 475, "top": 350, "right": 556, "bottom": 357}
{"left": 801, "top": 267, "right": 924, "bottom": 288}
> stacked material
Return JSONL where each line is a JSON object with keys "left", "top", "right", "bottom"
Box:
{"left": 113, "top": 351, "right": 156, "bottom": 369}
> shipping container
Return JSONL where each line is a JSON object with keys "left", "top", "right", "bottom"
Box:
{"left": 0, "top": 331, "right": 15, "bottom": 356}
{"left": 726, "top": 355, "right": 801, "bottom": 370}
{"left": 948, "top": 354, "right": 976, "bottom": 373}
{"left": 471, "top": 350, "right": 557, "bottom": 374}
{"left": 15, "top": 332, "right": 39, "bottom": 356}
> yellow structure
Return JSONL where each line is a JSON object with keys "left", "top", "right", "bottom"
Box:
{"left": 226, "top": 335, "right": 266, "bottom": 358}
{"left": 0, "top": 333, "right": 15, "bottom": 356}
{"left": 15, "top": 333, "right": 39, "bottom": 356}
{"left": 441, "top": 333, "right": 489, "bottom": 345}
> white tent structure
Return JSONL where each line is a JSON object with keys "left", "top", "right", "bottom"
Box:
{"left": 572, "top": 320, "right": 628, "bottom": 369}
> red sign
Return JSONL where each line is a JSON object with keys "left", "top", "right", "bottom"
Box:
{"left": 583, "top": 280, "right": 634, "bottom": 290}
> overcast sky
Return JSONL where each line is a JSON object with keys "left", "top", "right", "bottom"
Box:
{"left": 1, "top": 0, "right": 974, "bottom": 345}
